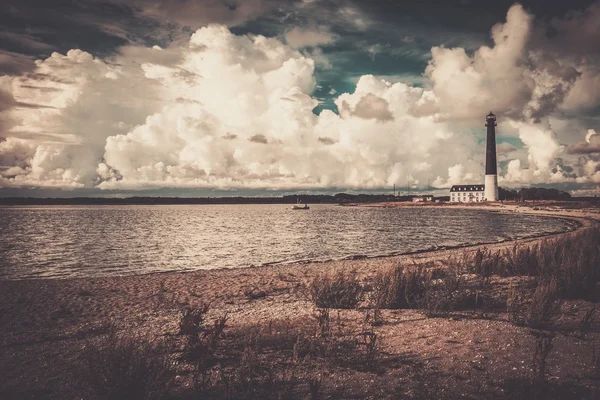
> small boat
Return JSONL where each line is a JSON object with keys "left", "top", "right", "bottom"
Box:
{"left": 291, "top": 200, "right": 310, "bottom": 210}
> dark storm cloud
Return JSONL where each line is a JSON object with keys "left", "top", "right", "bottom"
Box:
{"left": 567, "top": 143, "right": 600, "bottom": 154}
{"left": 318, "top": 137, "right": 336, "bottom": 145}
{"left": 120, "top": 0, "right": 274, "bottom": 28}
{"left": 13, "top": 102, "right": 57, "bottom": 110}
{"left": 0, "top": 50, "right": 36, "bottom": 76}
{"left": 0, "top": 0, "right": 152, "bottom": 59}
{"left": 0, "top": 32, "right": 54, "bottom": 51}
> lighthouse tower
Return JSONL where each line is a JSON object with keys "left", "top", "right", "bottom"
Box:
{"left": 484, "top": 112, "right": 499, "bottom": 201}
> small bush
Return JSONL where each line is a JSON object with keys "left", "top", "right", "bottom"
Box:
{"left": 307, "top": 270, "right": 363, "bottom": 309}
{"left": 176, "top": 304, "right": 228, "bottom": 392}
{"left": 83, "top": 333, "right": 176, "bottom": 400}
{"left": 188, "top": 315, "right": 228, "bottom": 391}
{"left": 179, "top": 304, "right": 210, "bottom": 336}
{"left": 313, "top": 308, "right": 331, "bottom": 338}
{"left": 555, "top": 228, "right": 600, "bottom": 300}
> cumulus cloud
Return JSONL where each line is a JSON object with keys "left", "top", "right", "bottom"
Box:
{"left": 1, "top": 4, "right": 600, "bottom": 193}
{"left": 425, "top": 4, "right": 584, "bottom": 123}
{"left": 339, "top": 92, "right": 394, "bottom": 121}
{"left": 0, "top": 25, "right": 472, "bottom": 191}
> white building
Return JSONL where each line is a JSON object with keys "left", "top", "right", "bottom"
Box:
{"left": 412, "top": 195, "right": 434, "bottom": 202}
{"left": 450, "top": 185, "right": 485, "bottom": 203}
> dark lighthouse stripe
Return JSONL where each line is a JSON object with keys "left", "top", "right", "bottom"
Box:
{"left": 485, "top": 112, "right": 497, "bottom": 175}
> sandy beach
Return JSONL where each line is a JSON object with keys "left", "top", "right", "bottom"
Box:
{"left": 1, "top": 202, "right": 599, "bottom": 399}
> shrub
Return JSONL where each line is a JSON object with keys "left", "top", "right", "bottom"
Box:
{"left": 83, "top": 333, "right": 176, "bottom": 400}
{"left": 179, "top": 303, "right": 210, "bottom": 336}
{"left": 507, "top": 284, "right": 527, "bottom": 325}
{"left": 176, "top": 304, "right": 228, "bottom": 391}
{"left": 307, "top": 270, "right": 363, "bottom": 309}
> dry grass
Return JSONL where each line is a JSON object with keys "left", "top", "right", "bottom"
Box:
{"left": 371, "top": 264, "right": 431, "bottom": 309}
{"left": 82, "top": 333, "right": 176, "bottom": 400}
{"left": 307, "top": 270, "right": 363, "bottom": 309}
{"left": 532, "top": 331, "right": 555, "bottom": 385}
{"left": 459, "top": 227, "right": 600, "bottom": 301}
{"left": 507, "top": 279, "right": 562, "bottom": 329}
{"left": 184, "top": 312, "right": 383, "bottom": 399}
{"left": 179, "top": 304, "right": 211, "bottom": 336}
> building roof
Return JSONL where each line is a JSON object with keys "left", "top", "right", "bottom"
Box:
{"left": 450, "top": 185, "right": 484, "bottom": 192}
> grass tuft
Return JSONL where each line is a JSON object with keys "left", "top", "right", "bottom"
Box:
{"left": 307, "top": 270, "right": 363, "bottom": 309}
{"left": 83, "top": 333, "right": 176, "bottom": 400}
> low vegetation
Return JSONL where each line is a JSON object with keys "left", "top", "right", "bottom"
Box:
{"left": 371, "top": 264, "right": 431, "bottom": 309}
{"left": 462, "top": 227, "right": 600, "bottom": 301}
{"left": 307, "top": 269, "right": 363, "bottom": 309}
{"left": 75, "top": 224, "right": 599, "bottom": 399}
{"left": 83, "top": 332, "right": 176, "bottom": 400}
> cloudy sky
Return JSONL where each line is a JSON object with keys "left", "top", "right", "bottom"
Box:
{"left": 1, "top": 0, "right": 600, "bottom": 197}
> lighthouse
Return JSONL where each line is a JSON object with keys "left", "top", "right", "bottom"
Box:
{"left": 484, "top": 112, "right": 498, "bottom": 201}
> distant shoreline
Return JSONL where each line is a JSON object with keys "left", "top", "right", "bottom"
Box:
{"left": 0, "top": 195, "right": 598, "bottom": 206}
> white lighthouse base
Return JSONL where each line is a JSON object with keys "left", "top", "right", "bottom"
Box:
{"left": 484, "top": 175, "right": 498, "bottom": 201}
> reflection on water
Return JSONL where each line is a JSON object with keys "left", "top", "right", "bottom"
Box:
{"left": 0, "top": 205, "right": 577, "bottom": 280}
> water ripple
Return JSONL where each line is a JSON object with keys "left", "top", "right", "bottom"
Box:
{"left": 0, "top": 204, "right": 577, "bottom": 280}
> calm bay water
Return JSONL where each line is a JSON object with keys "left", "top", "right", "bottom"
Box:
{"left": 0, "top": 205, "right": 577, "bottom": 280}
